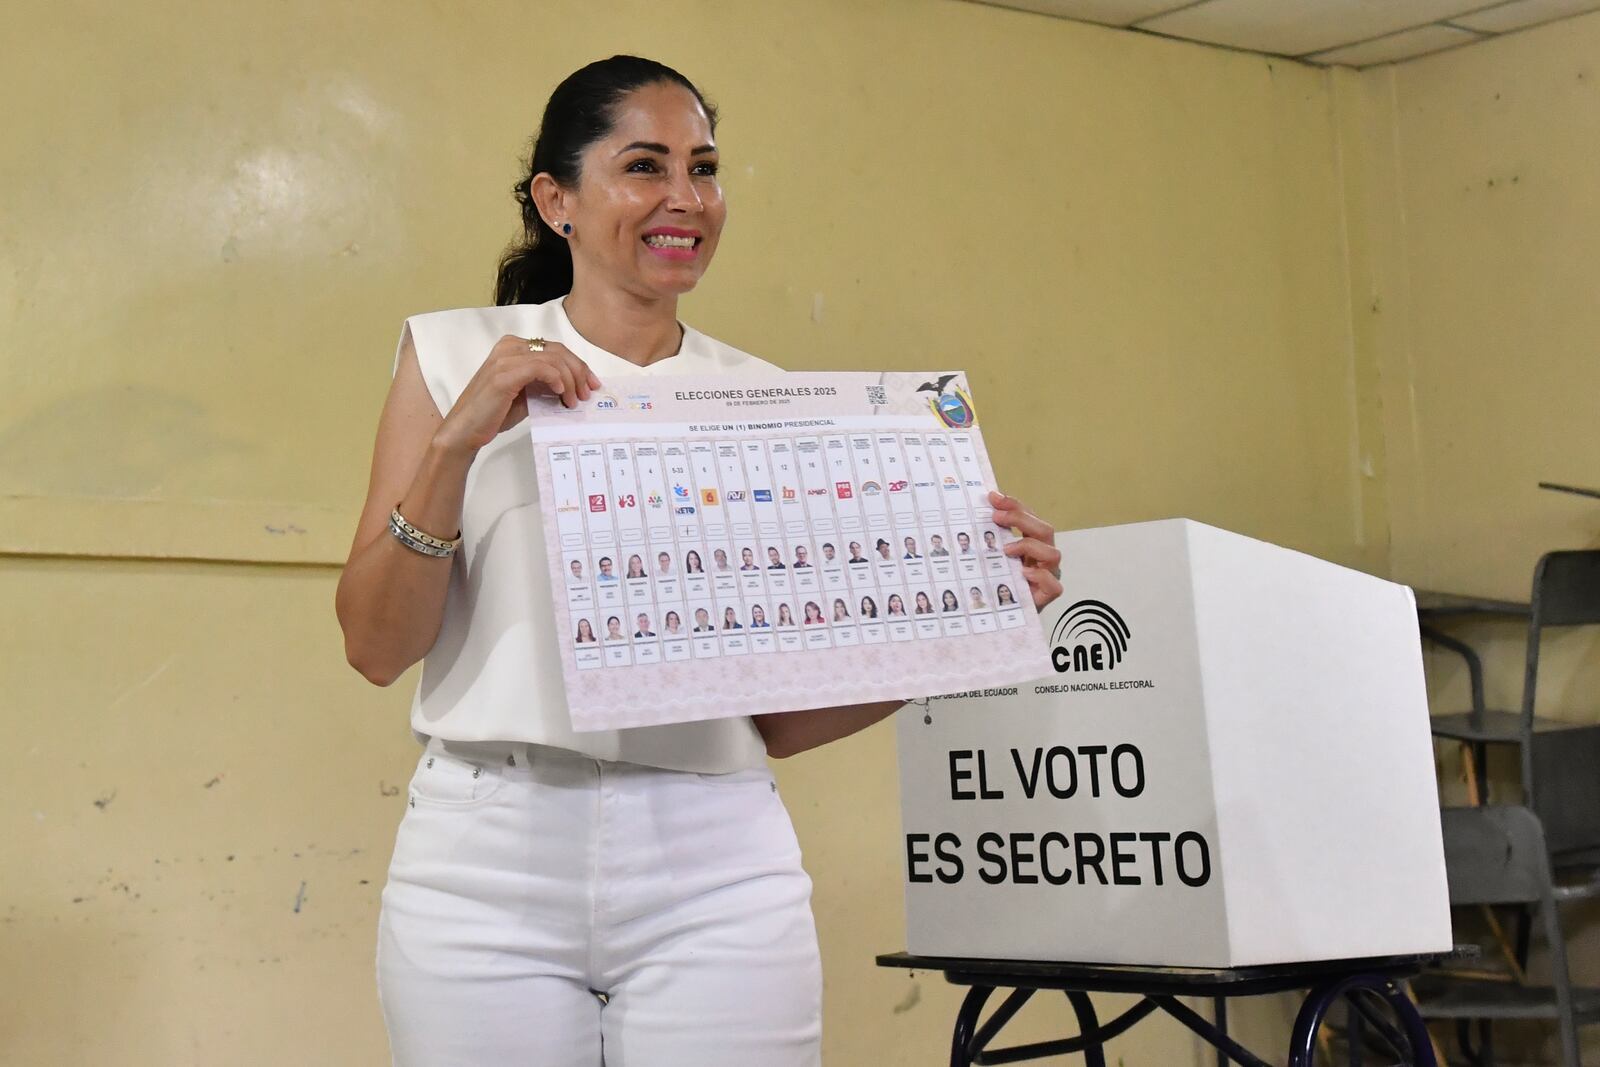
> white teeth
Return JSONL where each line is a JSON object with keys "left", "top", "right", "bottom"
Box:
{"left": 644, "top": 234, "right": 696, "bottom": 248}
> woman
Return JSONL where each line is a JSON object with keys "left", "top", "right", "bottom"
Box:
{"left": 336, "top": 54, "right": 1062, "bottom": 1067}
{"left": 803, "top": 601, "right": 825, "bottom": 625}
{"left": 751, "top": 604, "right": 769, "bottom": 628}
{"left": 968, "top": 586, "right": 987, "bottom": 610}
{"left": 831, "top": 598, "right": 851, "bottom": 622}
{"left": 997, "top": 583, "right": 1018, "bottom": 606}
{"left": 684, "top": 549, "right": 704, "bottom": 574}
{"left": 722, "top": 605, "right": 743, "bottom": 630}
{"left": 776, "top": 602, "right": 796, "bottom": 627}
{"left": 626, "top": 554, "right": 646, "bottom": 579}
{"left": 859, "top": 595, "right": 878, "bottom": 619}
{"left": 663, "top": 610, "right": 682, "bottom": 635}
{"left": 575, "top": 617, "right": 597, "bottom": 644}
{"left": 941, "top": 589, "right": 960, "bottom": 613}
{"left": 886, "top": 594, "right": 907, "bottom": 617}
{"left": 914, "top": 591, "right": 934, "bottom": 615}
{"left": 605, "top": 616, "right": 624, "bottom": 641}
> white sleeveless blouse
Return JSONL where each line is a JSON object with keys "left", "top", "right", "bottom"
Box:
{"left": 391, "top": 297, "right": 782, "bottom": 772}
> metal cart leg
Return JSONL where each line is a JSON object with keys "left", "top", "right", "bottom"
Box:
{"left": 1065, "top": 990, "right": 1107, "bottom": 1067}
{"left": 951, "top": 985, "right": 994, "bottom": 1067}
{"left": 1290, "top": 976, "right": 1438, "bottom": 1067}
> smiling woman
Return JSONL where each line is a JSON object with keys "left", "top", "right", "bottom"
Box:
{"left": 335, "top": 52, "right": 1063, "bottom": 1067}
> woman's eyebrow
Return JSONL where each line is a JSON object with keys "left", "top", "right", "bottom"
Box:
{"left": 614, "top": 140, "right": 718, "bottom": 156}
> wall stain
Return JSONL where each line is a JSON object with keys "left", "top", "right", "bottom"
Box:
{"left": 93, "top": 789, "right": 117, "bottom": 811}
{"left": 892, "top": 982, "right": 921, "bottom": 1014}
{"left": 293, "top": 880, "right": 308, "bottom": 913}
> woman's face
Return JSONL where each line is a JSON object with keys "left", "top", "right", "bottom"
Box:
{"left": 753, "top": 605, "right": 765, "bottom": 623}
{"left": 555, "top": 82, "right": 724, "bottom": 301}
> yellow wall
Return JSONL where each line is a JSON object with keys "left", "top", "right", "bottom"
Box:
{"left": 1348, "top": 14, "right": 1600, "bottom": 1062}
{"left": 10, "top": 0, "right": 1566, "bottom": 1061}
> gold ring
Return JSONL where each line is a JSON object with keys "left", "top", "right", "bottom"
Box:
{"left": 526, "top": 336, "right": 547, "bottom": 353}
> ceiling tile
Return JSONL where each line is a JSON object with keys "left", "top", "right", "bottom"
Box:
{"left": 966, "top": 0, "right": 1198, "bottom": 26}
{"left": 1305, "top": 22, "right": 1482, "bottom": 65}
{"left": 1138, "top": 0, "right": 1473, "bottom": 56}
{"left": 1450, "top": 0, "right": 1600, "bottom": 33}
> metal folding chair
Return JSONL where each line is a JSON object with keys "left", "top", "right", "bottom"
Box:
{"left": 1413, "top": 806, "right": 1600, "bottom": 1066}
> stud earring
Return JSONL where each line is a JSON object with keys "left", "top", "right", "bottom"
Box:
{"left": 561, "top": 222, "right": 573, "bottom": 236}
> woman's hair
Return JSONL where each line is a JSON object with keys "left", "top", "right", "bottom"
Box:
{"left": 495, "top": 55, "right": 719, "bottom": 306}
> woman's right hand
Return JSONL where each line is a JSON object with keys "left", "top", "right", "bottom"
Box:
{"left": 433, "top": 336, "right": 601, "bottom": 455}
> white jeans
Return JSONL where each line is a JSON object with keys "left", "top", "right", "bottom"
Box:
{"left": 376, "top": 736, "right": 823, "bottom": 1066}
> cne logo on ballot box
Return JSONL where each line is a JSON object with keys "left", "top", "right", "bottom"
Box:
{"left": 896, "top": 518, "right": 1453, "bottom": 968}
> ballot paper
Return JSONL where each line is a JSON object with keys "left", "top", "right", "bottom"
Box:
{"left": 528, "top": 371, "right": 1046, "bottom": 732}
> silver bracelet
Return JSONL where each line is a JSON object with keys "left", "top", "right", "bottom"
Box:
{"left": 388, "top": 506, "right": 460, "bottom": 558}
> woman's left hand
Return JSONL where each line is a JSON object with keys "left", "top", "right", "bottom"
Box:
{"left": 990, "top": 490, "right": 1063, "bottom": 611}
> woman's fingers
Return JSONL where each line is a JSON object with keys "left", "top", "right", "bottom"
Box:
{"left": 525, "top": 359, "right": 578, "bottom": 408}
{"left": 557, "top": 349, "right": 595, "bottom": 401}
{"left": 1020, "top": 563, "right": 1064, "bottom": 609}
{"left": 1003, "top": 536, "right": 1062, "bottom": 571}
{"left": 990, "top": 491, "right": 1054, "bottom": 542}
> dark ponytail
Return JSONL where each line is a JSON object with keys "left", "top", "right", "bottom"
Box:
{"left": 494, "top": 55, "right": 719, "bottom": 306}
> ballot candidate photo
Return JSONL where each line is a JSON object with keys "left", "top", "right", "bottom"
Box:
{"left": 336, "top": 53, "right": 1062, "bottom": 1067}
{"left": 887, "top": 594, "right": 907, "bottom": 617}
{"left": 684, "top": 549, "right": 704, "bottom": 574}
{"left": 663, "top": 610, "right": 682, "bottom": 635}
{"left": 575, "top": 618, "right": 596, "bottom": 644}
{"left": 657, "top": 551, "right": 673, "bottom": 574}
{"left": 626, "top": 554, "right": 646, "bottom": 579}
{"left": 692, "top": 607, "right": 714, "bottom": 632}
{"left": 634, "top": 612, "right": 655, "bottom": 638}
{"left": 776, "top": 602, "right": 796, "bottom": 627}
{"left": 914, "top": 591, "right": 934, "bottom": 615}
{"left": 766, "top": 546, "right": 786, "bottom": 569}
{"left": 750, "top": 604, "right": 770, "bottom": 628}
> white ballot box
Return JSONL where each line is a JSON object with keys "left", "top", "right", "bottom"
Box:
{"left": 896, "top": 518, "right": 1452, "bottom": 967}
